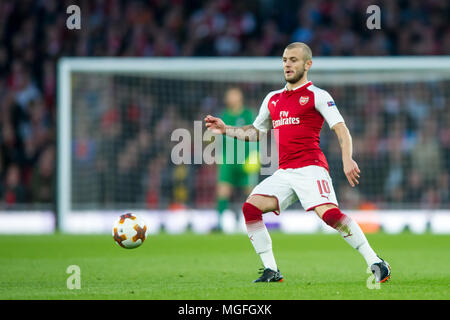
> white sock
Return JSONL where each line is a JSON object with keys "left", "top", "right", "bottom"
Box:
{"left": 246, "top": 221, "right": 277, "bottom": 271}
{"left": 357, "top": 242, "right": 382, "bottom": 266}
{"left": 337, "top": 217, "right": 382, "bottom": 266}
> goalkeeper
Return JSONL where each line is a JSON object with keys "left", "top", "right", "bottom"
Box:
{"left": 215, "top": 87, "right": 260, "bottom": 232}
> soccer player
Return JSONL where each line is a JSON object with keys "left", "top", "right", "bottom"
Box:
{"left": 215, "top": 87, "right": 259, "bottom": 231}
{"left": 204, "top": 42, "right": 391, "bottom": 283}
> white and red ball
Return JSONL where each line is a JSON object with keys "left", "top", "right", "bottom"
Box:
{"left": 112, "top": 213, "right": 148, "bottom": 249}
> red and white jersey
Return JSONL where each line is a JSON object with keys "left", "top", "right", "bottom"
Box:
{"left": 253, "top": 81, "right": 344, "bottom": 171}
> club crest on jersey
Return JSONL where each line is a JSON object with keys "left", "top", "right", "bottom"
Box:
{"left": 299, "top": 96, "right": 309, "bottom": 105}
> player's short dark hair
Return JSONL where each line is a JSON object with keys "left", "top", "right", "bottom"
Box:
{"left": 285, "top": 42, "right": 312, "bottom": 62}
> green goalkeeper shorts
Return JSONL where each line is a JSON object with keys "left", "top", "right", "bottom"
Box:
{"left": 218, "top": 163, "right": 258, "bottom": 187}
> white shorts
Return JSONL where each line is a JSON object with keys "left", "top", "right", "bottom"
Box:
{"left": 249, "top": 165, "right": 338, "bottom": 214}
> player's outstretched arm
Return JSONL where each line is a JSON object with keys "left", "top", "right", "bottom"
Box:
{"left": 204, "top": 115, "right": 260, "bottom": 141}
{"left": 332, "top": 122, "right": 360, "bottom": 187}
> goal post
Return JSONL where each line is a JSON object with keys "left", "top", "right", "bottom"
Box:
{"left": 57, "top": 56, "right": 450, "bottom": 233}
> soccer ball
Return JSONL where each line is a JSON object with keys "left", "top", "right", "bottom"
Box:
{"left": 112, "top": 213, "right": 148, "bottom": 249}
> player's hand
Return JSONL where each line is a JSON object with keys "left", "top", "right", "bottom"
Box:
{"left": 343, "top": 157, "right": 360, "bottom": 187}
{"left": 204, "top": 115, "right": 226, "bottom": 135}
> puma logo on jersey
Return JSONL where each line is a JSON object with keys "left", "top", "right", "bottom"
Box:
{"left": 271, "top": 100, "right": 279, "bottom": 107}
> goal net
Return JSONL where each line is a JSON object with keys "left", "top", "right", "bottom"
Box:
{"left": 58, "top": 57, "right": 450, "bottom": 232}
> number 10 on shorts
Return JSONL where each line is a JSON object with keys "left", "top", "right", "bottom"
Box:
{"left": 317, "top": 180, "right": 330, "bottom": 199}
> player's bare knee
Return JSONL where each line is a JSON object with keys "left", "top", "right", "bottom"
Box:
{"left": 246, "top": 195, "right": 278, "bottom": 213}
{"left": 217, "top": 183, "right": 232, "bottom": 198}
{"left": 314, "top": 203, "right": 338, "bottom": 219}
{"left": 244, "top": 195, "right": 261, "bottom": 209}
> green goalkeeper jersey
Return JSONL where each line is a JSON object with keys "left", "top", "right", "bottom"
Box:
{"left": 219, "top": 107, "right": 258, "bottom": 166}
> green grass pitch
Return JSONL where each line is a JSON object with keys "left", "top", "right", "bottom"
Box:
{"left": 0, "top": 232, "right": 449, "bottom": 300}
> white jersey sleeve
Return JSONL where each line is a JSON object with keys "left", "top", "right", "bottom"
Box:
{"left": 252, "top": 91, "right": 275, "bottom": 133}
{"left": 309, "top": 85, "right": 345, "bottom": 129}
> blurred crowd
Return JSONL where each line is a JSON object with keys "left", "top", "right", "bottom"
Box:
{"left": 0, "top": 0, "right": 449, "bottom": 210}
{"left": 70, "top": 76, "right": 450, "bottom": 211}
{"left": 322, "top": 82, "right": 449, "bottom": 209}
